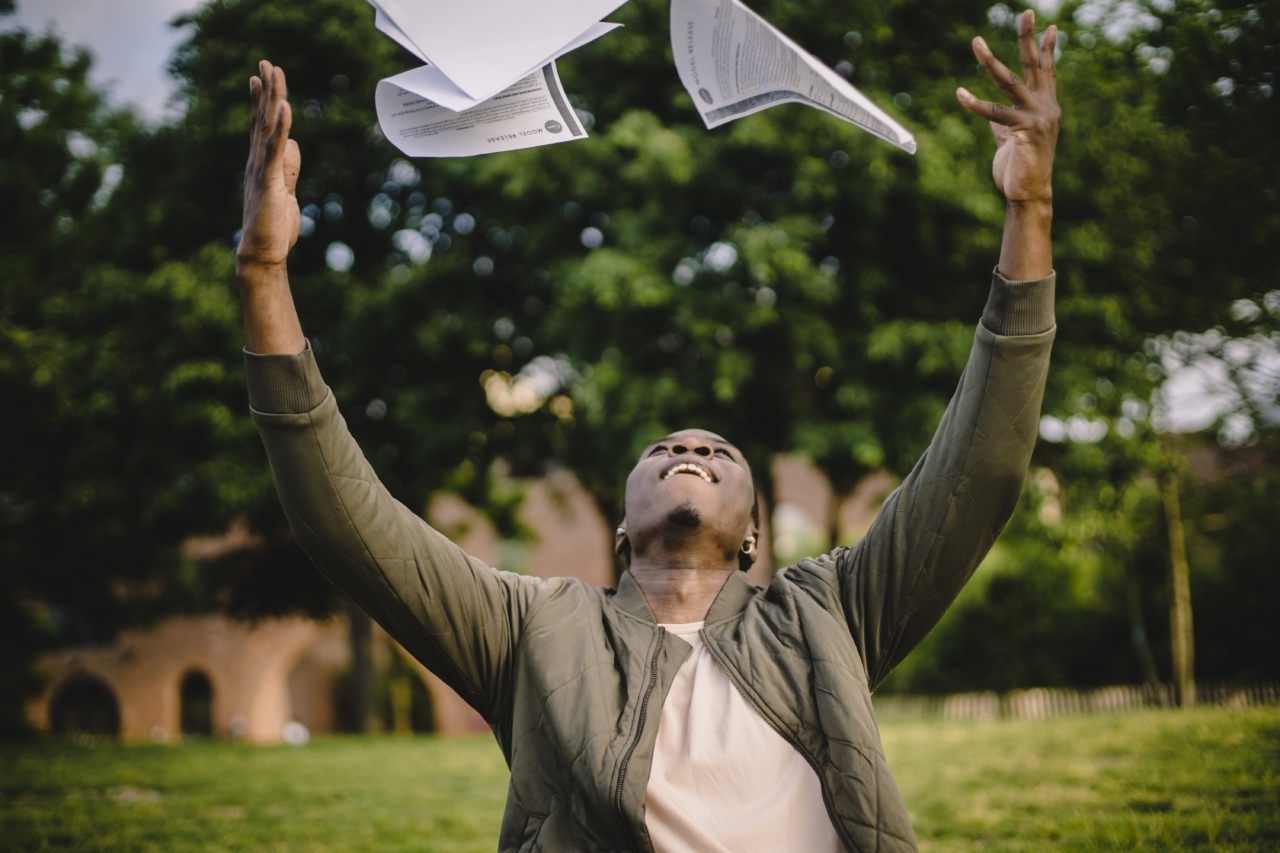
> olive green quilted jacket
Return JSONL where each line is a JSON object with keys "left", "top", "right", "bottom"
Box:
{"left": 245, "top": 271, "right": 1055, "bottom": 852}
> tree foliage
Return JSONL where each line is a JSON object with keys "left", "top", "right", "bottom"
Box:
{"left": 2, "top": 0, "right": 1278, "bottom": 728}
{"left": 0, "top": 23, "right": 258, "bottom": 733}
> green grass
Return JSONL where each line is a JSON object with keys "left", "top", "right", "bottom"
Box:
{"left": 883, "top": 707, "right": 1280, "bottom": 851}
{"left": 2, "top": 707, "right": 1277, "bottom": 851}
{"left": 0, "top": 736, "right": 509, "bottom": 852}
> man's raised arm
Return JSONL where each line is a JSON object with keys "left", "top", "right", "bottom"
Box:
{"left": 815, "top": 11, "right": 1060, "bottom": 687}
{"left": 236, "top": 62, "right": 543, "bottom": 730}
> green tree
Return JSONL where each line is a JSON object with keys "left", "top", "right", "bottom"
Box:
{"left": 0, "top": 17, "right": 283, "bottom": 732}
{"left": 880, "top": 0, "right": 1280, "bottom": 694}
{"left": 6, "top": 0, "right": 1279, "bottom": 736}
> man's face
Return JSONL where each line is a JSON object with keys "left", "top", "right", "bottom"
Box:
{"left": 621, "top": 429, "right": 756, "bottom": 553}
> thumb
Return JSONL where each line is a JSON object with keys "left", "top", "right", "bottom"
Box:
{"left": 283, "top": 138, "right": 302, "bottom": 197}
{"left": 989, "top": 121, "right": 1011, "bottom": 146}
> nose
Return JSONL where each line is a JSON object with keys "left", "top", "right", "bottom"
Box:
{"left": 670, "top": 440, "right": 712, "bottom": 458}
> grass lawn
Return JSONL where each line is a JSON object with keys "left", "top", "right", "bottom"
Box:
{"left": 882, "top": 707, "right": 1280, "bottom": 851}
{"left": 2, "top": 706, "right": 1277, "bottom": 851}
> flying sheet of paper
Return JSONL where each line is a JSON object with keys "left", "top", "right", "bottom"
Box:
{"left": 670, "top": 0, "right": 916, "bottom": 154}
{"left": 373, "top": 7, "right": 426, "bottom": 62}
{"left": 372, "top": 0, "right": 627, "bottom": 101}
{"left": 374, "top": 11, "right": 620, "bottom": 113}
{"left": 377, "top": 63, "right": 587, "bottom": 158}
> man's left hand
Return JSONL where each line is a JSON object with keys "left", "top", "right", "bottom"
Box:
{"left": 957, "top": 10, "right": 1061, "bottom": 206}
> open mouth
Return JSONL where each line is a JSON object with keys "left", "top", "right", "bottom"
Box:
{"left": 662, "top": 461, "right": 716, "bottom": 484}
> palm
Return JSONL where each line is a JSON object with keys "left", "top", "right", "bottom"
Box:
{"left": 241, "top": 141, "right": 300, "bottom": 265}
{"left": 991, "top": 125, "right": 1053, "bottom": 203}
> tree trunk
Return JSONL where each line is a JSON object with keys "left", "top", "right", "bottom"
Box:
{"left": 1124, "top": 566, "right": 1161, "bottom": 687}
{"left": 347, "top": 598, "right": 378, "bottom": 732}
{"left": 1161, "top": 468, "right": 1196, "bottom": 708}
{"left": 388, "top": 666, "right": 413, "bottom": 734}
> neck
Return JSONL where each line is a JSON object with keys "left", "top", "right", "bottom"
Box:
{"left": 628, "top": 558, "right": 736, "bottom": 623}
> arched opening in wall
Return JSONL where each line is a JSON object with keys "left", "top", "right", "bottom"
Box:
{"left": 382, "top": 652, "right": 435, "bottom": 734}
{"left": 287, "top": 630, "right": 348, "bottom": 736}
{"left": 49, "top": 674, "right": 120, "bottom": 738}
{"left": 771, "top": 502, "right": 827, "bottom": 566}
{"left": 179, "top": 670, "right": 214, "bottom": 737}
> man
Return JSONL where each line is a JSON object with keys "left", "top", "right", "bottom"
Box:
{"left": 237, "top": 10, "right": 1059, "bottom": 851}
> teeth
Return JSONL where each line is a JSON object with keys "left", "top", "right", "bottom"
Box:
{"left": 663, "top": 462, "right": 713, "bottom": 483}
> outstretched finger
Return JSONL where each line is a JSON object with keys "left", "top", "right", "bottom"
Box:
{"left": 249, "top": 74, "right": 263, "bottom": 121}
{"left": 956, "top": 87, "right": 1018, "bottom": 127}
{"left": 265, "top": 98, "right": 293, "bottom": 176}
{"left": 973, "top": 35, "right": 1030, "bottom": 108}
{"left": 248, "top": 69, "right": 271, "bottom": 175}
{"left": 262, "top": 66, "right": 290, "bottom": 160}
{"left": 246, "top": 75, "right": 264, "bottom": 171}
{"left": 257, "top": 61, "right": 272, "bottom": 125}
{"left": 264, "top": 62, "right": 285, "bottom": 130}
{"left": 260, "top": 60, "right": 274, "bottom": 105}
{"left": 1040, "top": 25, "right": 1058, "bottom": 100}
{"left": 1017, "top": 9, "right": 1042, "bottom": 91}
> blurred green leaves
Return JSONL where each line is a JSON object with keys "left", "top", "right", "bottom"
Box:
{"left": 2, "top": 0, "right": 1278, "bottom": 729}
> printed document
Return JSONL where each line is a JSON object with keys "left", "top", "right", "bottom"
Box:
{"left": 377, "top": 63, "right": 587, "bottom": 158}
{"left": 670, "top": 0, "right": 916, "bottom": 153}
{"left": 372, "top": 0, "right": 627, "bottom": 102}
{"left": 374, "top": 13, "right": 620, "bottom": 113}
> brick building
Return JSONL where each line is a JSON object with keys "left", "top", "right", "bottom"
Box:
{"left": 30, "top": 461, "right": 893, "bottom": 742}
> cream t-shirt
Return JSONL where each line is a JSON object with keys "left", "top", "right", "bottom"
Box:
{"left": 644, "top": 622, "right": 843, "bottom": 853}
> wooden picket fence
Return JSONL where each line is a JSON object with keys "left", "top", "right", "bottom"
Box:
{"left": 872, "top": 680, "right": 1280, "bottom": 721}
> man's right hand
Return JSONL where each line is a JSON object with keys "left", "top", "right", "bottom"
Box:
{"left": 237, "top": 61, "right": 301, "bottom": 273}
{"left": 236, "top": 60, "right": 307, "bottom": 356}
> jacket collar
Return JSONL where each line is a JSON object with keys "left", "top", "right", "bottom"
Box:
{"left": 614, "top": 570, "right": 756, "bottom": 625}
{"left": 704, "top": 571, "right": 756, "bottom": 625}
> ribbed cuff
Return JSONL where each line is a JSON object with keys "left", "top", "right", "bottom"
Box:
{"left": 981, "top": 268, "right": 1056, "bottom": 336}
{"left": 243, "top": 341, "right": 328, "bottom": 414}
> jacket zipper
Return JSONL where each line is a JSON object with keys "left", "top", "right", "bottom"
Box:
{"left": 701, "top": 633, "right": 858, "bottom": 853}
{"left": 614, "top": 628, "right": 664, "bottom": 851}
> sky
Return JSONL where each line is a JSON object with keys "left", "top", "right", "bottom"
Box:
{"left": 11, "top": 0, "right": 201, "bottom": 122}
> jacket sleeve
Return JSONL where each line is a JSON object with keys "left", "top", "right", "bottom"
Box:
{"left": 244, "top": 344, "right": 541, "bottom": 723}
{"left": 831, "top": 270, "right": 1056, "bottom": 689}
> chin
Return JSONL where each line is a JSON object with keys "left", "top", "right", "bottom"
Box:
{"left": 666, "top": 504, "right": 702, "bottom": 529}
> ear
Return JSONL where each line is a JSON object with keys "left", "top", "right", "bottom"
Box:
{"left": 738, "top": 522, "right": 761, "bottom": 571}
{"left": 614, "top": 521, "right": 629, "bottom": 558}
